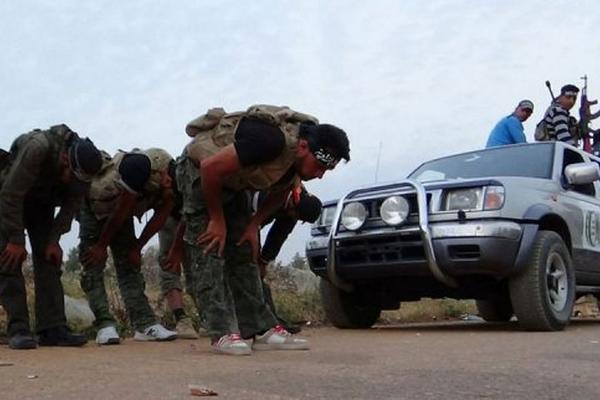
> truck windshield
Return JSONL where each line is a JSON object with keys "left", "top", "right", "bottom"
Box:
{"left": 408, "top": 144, "right": 554, "bottom": 182}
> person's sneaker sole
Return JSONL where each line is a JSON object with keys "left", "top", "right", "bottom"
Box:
{"left": 97, "top": 337, "right": 121, "bottom": 345}
{"left": 133, "top": 332, "right": 177, "bottom": 342}
{"left": 38, "top": 340, "right": 87, "bottom": 347}
{"left": 8, "top": 339, "right": 38, "bottom": 350}
{"left": 212, "top": 346, "right": 252, "bottom": 356}
{"left": 252, "top": 342, "right": 309, "bottom": 351}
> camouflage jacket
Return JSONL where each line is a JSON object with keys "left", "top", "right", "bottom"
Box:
{"left": 185, "top": 104, "right": 317, "bottom": 192}
{"left": 0, "top": 125, "right": 88, "bottom": 245}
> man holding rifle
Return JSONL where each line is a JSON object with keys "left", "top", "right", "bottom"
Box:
{"left": 538, "top": 84, "right": 580, "bottom": 145}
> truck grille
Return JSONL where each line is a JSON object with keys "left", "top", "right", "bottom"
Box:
{"left": 336, "top": 191, "right": 431, "bottom": 268}
{"left": 336, "top": 232, "right": 426, "bottom": 266}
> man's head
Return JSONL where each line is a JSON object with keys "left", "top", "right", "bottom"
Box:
{"left": 285, "top": 187, "right": 323, "bottom": 223}
{"left": 558, "top": 84, "right": 579, "bottom": 110}
{"left": 61, "top": 138, "right": 103, "bottom": 184}
{"left": 295, "top": 123, "right": 350, "bottom": 181}
{"left": 514, "top": 99, "right": 534, "bottom": 122}
{"left": 118, "top": 153, "right": 152, "bottom": 194}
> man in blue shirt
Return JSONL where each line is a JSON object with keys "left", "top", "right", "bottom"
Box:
{"left": 486, "top": 100, "right": 534, "bottom": 148}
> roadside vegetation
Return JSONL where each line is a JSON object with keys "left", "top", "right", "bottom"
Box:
{"left": 0, "top": 248, "right": 477, "bottom": 338}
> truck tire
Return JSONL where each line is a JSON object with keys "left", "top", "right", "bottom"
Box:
{"left": 476, "top": 296, "right": 513, "bottom": 322}
{"left": 320, "top": 278, "right": 381, "bottom": 329}
{"left": 509, "top": 230, "right": 575, "bottom": 331}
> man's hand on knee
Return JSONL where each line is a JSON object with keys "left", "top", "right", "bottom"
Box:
{"left": 0, "top": 243, "right": 28, "bottom": 271}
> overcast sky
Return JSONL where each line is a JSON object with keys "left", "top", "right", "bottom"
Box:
{"left": 1, "top": 0, "right": 600, "bottom": 263}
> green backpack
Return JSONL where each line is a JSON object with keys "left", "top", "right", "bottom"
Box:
{"left": 534, "top": 104, "right": 554, "bottom": 141}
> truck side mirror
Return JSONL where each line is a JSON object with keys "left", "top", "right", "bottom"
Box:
{"left": 564, "top": 162, "right": 600, "bottom": 185}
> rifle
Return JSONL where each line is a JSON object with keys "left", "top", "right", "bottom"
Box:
{"left": 579, "top": 75, "right": 598, "bottom": 153}
{"left": 545, "top": 80, "right": 556, "bottom": 101}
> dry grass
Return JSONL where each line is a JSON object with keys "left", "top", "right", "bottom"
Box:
{"left": 272, "top": 288, "right": 325, "bottom": 325}
{"left": 380, "top": 298, "right": 477, "bottom": 324}
{"left": 1, "top": 258, "right": 479, "bottom": 339}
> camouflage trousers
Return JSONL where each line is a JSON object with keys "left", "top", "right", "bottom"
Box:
{"left": 158, "top": 216, "right": 195, "bottom": 300}
{"left": 78, "top": 204, "right": 157, "bottom": 331}
{"left": 176, "top": 155, "right": 277, "bottom": 339}
{"left": 0, "top": 202, "right": 66, "bottom": 335}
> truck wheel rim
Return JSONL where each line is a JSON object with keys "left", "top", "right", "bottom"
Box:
{"left": 545, "top": 252, "right": 568, "bottom": 312}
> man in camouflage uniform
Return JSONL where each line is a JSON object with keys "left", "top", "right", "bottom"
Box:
{"left": 156, "top": 168, "right": 200, "bottom": 339}
{"left": 158, "top": 182, "right": 322, "bottom": 339}
{"left": 0, "top": 124, "right": 102, "bottom": 350}
{"left": 176, "top": 105, "right": 350, "bottom": 355}
{"left": 79, "top": 148, "right": 178, "bottom": 345}
{"left": 253, "top": 185, "right": 323, "bottom": 334}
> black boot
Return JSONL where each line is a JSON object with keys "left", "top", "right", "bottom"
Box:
{"left": 8, "top": 331, "right": 38, "bottom": 350}
{"left": 38, "top": 326, "right": 87, "bottom": 347}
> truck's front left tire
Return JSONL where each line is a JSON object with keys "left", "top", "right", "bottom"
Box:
{"left": 320, "top": 278, "right": 381, "bottom": 329}
{"left": 509, "top": 230, "right": 575, "bottom": 331}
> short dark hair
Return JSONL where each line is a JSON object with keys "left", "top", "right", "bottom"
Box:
{"left": 69, "top": 138, "right": 103, "bottom": 179}
{"left": 561, "top": 84, "right": 580, "bottom": 96}
{"left": 295, "top": 193, "right": 323, "bottom": 223}
{"left": 300, "top": 123, "right": 350, "bottom": 162}
{"left": 118, "top": 153, "right": 151, "bottom": 193}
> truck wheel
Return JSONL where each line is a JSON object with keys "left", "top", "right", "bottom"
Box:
{"left": 476, "top": 296, "right": 513, "bottom": 322}
{"left": 509, "top": 230, "right": 575, "bottom": 331}
{"left": 319, "top": 278, "right": 381, "bottom": 329}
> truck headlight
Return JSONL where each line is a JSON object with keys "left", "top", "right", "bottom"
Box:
{"left": 444, "top": 187, "right": 483, "bottom": 211}
{"left": 380, "top": 195, "right": 410, "bottom": 226}
{"left": 443, "top": 186, "right": 504, "bottom": 211}
{"left": 340, "top": 202, "right": 367, "bottom": 231}
{"left": 306, "top": 236, "right": 329, "bottom": 250}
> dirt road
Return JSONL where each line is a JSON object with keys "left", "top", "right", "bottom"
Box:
{"left": 1, "top": 320, "right": 600, "bottom": 400}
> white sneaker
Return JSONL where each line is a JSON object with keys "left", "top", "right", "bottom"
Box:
{"left": 212, "top": 333, "right": 252, "bottom": 356}
{"left": 96, "top": 326, "right": 121, "bottom": 345}
{"left": 252, "top": 325, "right": 309, "bottom": 351}
{"left": 133, "top": 324, "right": 177, "bottom": 342}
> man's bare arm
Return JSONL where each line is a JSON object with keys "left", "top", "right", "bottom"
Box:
{"left": 192, "top": 144, "right": 242, "bottom": 256}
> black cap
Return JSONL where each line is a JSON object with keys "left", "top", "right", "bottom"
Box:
{"left": 295, "top": 192, "right": 323, "bottom": 223}
{"left": 118, "top": 153, "right": 151, "bottom": 194}
{"left": 69, "top": 138, "right": 103, "bottom": 182}
{"left": 561, "top": 84, "right": 580, "bottom": 96}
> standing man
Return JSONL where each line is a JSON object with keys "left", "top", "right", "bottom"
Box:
{"left": 0, "top": 124, "right": 102, "bottom": 350}
{"left": 485, "top": 100, "right": 534, "bottom": 148}
{"left": 177, "top": 104, "right": 350, "bottom": 355}
{"left": 79, "top": 148, "right": 177, "bottom": 345}
{"left": 542, "top": 84, "right": 580, "bottom": 146}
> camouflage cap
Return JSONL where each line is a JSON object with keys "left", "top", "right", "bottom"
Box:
{"left": 144, "top": 148, "right": 173, "bottom": 172}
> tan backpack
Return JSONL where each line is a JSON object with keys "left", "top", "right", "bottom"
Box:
{"left": 184, "top": 104, "right": 319, "bottom": 138}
